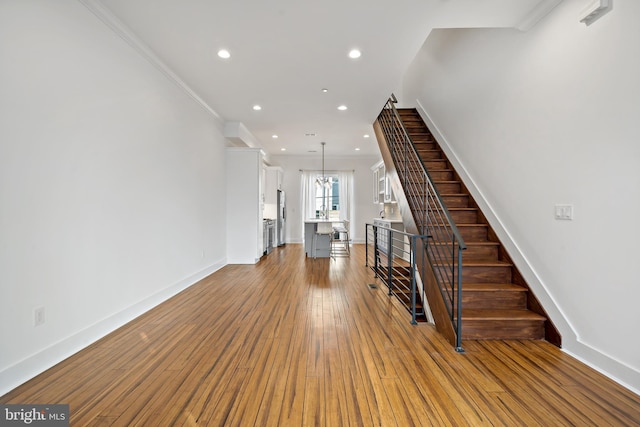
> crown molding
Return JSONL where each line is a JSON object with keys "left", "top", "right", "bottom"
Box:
{"left": 77, "top": 0, "right": 224, "bottom": 127}
{"left": 516, "top": 0, "right": 563, "bottom": 31}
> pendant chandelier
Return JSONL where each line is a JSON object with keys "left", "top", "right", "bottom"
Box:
{"left": 315, "top": 142, "right": 329, "bottom": 188}
{"left": 315, "top": 142, "right": 330, "bottom": 218}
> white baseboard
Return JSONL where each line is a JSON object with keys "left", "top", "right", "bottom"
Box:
{"left": 0, "top": 259, "right": 225, "bottom": 396}
{"left": 565, "top": 339, "right": 640, "bottom": 395}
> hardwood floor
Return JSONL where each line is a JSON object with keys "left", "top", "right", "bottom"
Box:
{"left": 2, "top": 244, "right": 639, "bottom": 426}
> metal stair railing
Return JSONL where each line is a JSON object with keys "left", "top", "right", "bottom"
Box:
{"left": 376, "top": 95, "right": 467, "bottom": 352}
{"left": 365, "top": 223, "right": 429, "bottom": 325}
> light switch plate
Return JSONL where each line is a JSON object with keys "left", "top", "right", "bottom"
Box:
{"left": 554, "top": 204, "right": 573, "bottom": 220}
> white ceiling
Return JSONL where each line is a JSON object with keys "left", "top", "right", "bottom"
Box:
{"left": 92, "top": 0, "right": 555, "bottom": 158}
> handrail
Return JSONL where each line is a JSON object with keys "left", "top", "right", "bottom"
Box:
{"left": 365, "top": 223, "right": 429, "bottom": 325}
{"left": 376, "top": 95, "right": 466, "bottom": 352}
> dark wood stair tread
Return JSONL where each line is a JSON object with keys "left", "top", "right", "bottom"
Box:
{"left": 433, "top": 261, "right": 512, "bottom": 268}
{"left": 463, "top": 283, "right": 528, "bottom": 292}
{"left": 433, "top": 180, "right": 463, "bottom": 185}
{"left": 461, "top": 309, "right": 545, "bottom": 321}
{"left": 430, "top": 240, "right": 498, "bottom": 246}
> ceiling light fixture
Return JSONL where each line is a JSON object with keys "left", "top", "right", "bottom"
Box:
{"left": 217, "top": 49, "right": 231, "bottom": 59}
{"left": 280, "top": 148, "right": 286, "bottom": 151}
{"left": 337, "top": 105, "right": 347, "bottom": 111}
{"left": 348, "top": 49, "right": 361, "bottom": 59}
{"left": 363, "top": 134, "right": 370, "bottom": 138}
{"left": 321, "top": 88, "right": 328, "bottom": 93}
{"left": 252, "top": 105, "right": 262, "bottom": 111}
{"left": 272, "top": 134, "right": 278, "bottom": 138}
{"left": 355, "top": 148, "right": 361, "bottom": 151}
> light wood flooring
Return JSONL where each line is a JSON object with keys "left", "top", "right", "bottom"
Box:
{"left": 2, "top": 244, "right": 639, "bottom": 426}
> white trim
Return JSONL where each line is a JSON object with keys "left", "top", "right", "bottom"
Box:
{"left": 77, "top": 0, "right": 225, "bottom": 129}
{"left": 564, "top": 341, "right": 640, "bottom": 395}
{"left": 0, "top": 259, "right": 226, "bottom": 396}
{"left": 516, "top": 0, "right": 563, "bottom": 31}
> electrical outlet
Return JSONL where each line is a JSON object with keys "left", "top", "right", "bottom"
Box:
{"left": 554, "top": 204, "right": 574, "bottom": 220}
{"left": 34, "top": 307, "right": 45, "bottom": 327}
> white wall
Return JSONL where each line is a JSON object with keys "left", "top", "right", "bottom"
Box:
{"left": 268, "top": 155, "right": 381, "bottom": 244}
{"left": 226, "top": 148, "right": 263, "bottom": 264}
{"left": 0, "top": 0, "right": 228, "bottom": 395}
{"left": 403, "top": 0, "right": 640, "bottom": 391}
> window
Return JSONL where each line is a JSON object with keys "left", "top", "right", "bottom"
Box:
{"left": 301, "top": 169, "right": 353, "bottom": 240}
{"left": 313, "top": 174, "right": 340, "bottom": 219}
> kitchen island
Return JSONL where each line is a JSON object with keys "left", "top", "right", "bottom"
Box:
{"left": 304, "top": 220, "right": 335, "bottom": 258}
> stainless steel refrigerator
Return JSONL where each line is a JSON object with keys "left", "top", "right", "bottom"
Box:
{"left": 277, "top": 190, "right": 286, "bottom": 246}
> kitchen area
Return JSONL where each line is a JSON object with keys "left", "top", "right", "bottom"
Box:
{"left": 226, "top": 147, "right": 395, "bottom": 263}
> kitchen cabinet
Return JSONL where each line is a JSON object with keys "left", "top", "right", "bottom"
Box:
{"left": 226, "top": 147, "right": 264, "bottom": 264}
{"left": 371, "top": 160, "right": 395, "bottom": 204}
{"left": 373, "top": 218, "right": 405, "bottom": 258}
{"left": 264, "top": 166, "right": 283, "bottom": 205}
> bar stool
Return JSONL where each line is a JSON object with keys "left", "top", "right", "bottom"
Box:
{"left": 332, "top": 220, "right": 350, "bottom": 256}
{"left": 313, "top": 221, "right": 334, "bottom": 258}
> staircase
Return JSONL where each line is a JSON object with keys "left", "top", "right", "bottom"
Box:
{"left": 382, "top": 107, "right": 558, "bottom": 343}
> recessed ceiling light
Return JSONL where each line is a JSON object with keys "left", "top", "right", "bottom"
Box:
{"left": 348, "top": 49, "right": 361, "bottom": 59}
{"left": 363, "top": 134, "right": 370, "bottom": 138}
{"left": 280, "top": 148, "right": 286, "bottom": 151}
{"left": 272, "top": 134, "right": 278, "bottom": 139}
{"left": 252, "top": 105, "right": 262, "bottom": 111}
{"left": 217, "top": 49, "right": 231, "bottom": 59}
{"left": 321, "top": 88, "right": 328, "bottom": 93}
{"left": 355, "top": 148, "right": 361, "bottom": 151}
{"left": 337, "top": 105, "right": 348, "bottom": 111}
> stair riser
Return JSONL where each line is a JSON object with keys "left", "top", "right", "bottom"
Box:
{"left": 429, "top": 243, "right": 499, "bottom": 261}
{"left": 412, "top": 207, "right": 475, "bottom": 223}
{"left": 428, "top": 170, "right": 454, "bottom": 181}
{"left": 404, "top": 125, "right": 431, "bottom": 132}
{"left": 421, "top": 225, "right": 488, "bottom": 242}
{"left": 460, "top": 245, "right": 499, "bottom": 261}
{"left": 424, "top": 160, "right": 449, "bottom": 170}
{"left": 462, "top": 292, "right": 526, "bottom": 310}
{"left": 448, "top": 210, "right": 478, "bottom": 223}
{"left": 432, "top": 265, "right": 512, "bottom": 283}
{"left": 441, "top": 195, "right": 470, "bottom": 208}
{"left": 461, "top": 320, "right": 545, "bottom": 340}
{"left": 410, "top": 135, "right": 436, "bottom": 144}
{"left": 457, "top": 226, "right": 488, "bottom": 241}
{"left": 433, "top": 182, "right": 462, "bottom": 193}
{"left": 413, "top": 140, "right": 438, "bottom": 148}
{"left": 416, "top": 150, "right": 443, "bottom": 160}
{"left": 462, "top": 266, "right": 512, "bottom": 283}
{"left": 402, "top": 123, "right": 429, "bottom": 130}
